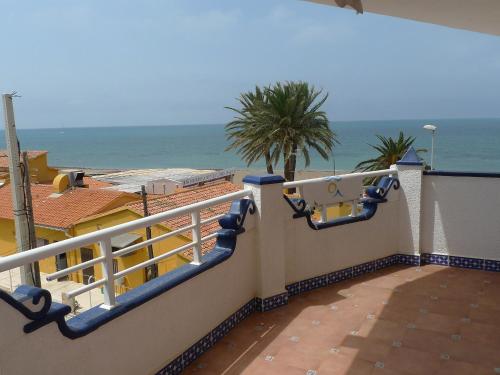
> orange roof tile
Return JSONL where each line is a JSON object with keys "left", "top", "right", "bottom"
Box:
{"left": 83, "top": 176, "right": 113, "bottom": 189}
{"left": 0, "top": 183, "right": 138, "bottom": 229}
{"left": 126, "top": 181, "right": 241, "bottom": 259}
{"left": 0, "top": 150, "right": 47, "bottom": 169}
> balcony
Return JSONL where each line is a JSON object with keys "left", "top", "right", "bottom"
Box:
{"left": 1, "top": 156, "right": 500, "bottom": 375}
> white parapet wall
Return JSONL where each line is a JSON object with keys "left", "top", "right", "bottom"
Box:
{"left": 421, "top": 173, "right": 500, "bottom": 260}
{"left": 284, "top": 198, "right": 400, "bottom": 284}
{"left": 0, "top": 228, "right": 258, "bottom": 375}
{"left": 8, "top": 168, "right": 500, "bottom": 375}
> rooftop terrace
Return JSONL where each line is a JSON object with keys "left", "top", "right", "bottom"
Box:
{"left": 1, "top": 157, "right": 500, "bottom": 375}
{"left": 184, "top": 264, "right": 500, "bottom": 374}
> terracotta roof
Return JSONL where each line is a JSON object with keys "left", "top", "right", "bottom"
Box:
{"left": 0, "top": 150, "right": 47, "bottom": 169}
{"left": 126, "top": 181, "right": 241, "bottom": 259}
{"left": 83, "top": 176, "right": 113, "bottom": 189}
{"left": 0, "top": 183, "right": 138, "bottom": 229}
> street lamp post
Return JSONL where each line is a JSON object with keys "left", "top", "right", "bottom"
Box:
{"left": 423, "top": 124, "right": 437, "bottom": 170}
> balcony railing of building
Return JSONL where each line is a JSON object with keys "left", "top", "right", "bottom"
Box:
{"left": 0, "top": 189, "right": 253, "bottom": 309}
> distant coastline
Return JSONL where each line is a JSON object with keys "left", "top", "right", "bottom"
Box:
{"left": 2, "top": 118, "right": 500, "bottom": 172}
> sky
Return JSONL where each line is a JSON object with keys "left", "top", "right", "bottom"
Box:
{"left": 1, "top": 0, "right": 500, "bottom": 129}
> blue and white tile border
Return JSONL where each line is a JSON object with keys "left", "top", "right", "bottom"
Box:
{"left": 421, "top": 252, "right": 500, "bottom": 272}
{"left": 157, "top": 252, "right": 500, "bottom": 374}
{"left": 256, "top": 292, "right": 289, "bottom": 312}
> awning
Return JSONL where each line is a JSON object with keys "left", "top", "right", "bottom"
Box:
{"left": 307, "top": 0, "right": 500, "bottom": 36}
{"left": 111, "top": 233, "right": 142, "bottom": 249}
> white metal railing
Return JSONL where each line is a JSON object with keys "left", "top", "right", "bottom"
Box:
{"left": 0, "top": 189, "right": 252, "bottom": 309}
{"left": 282, "top": 168, "right": 397, "bottom": 188}
{"left": 283, "top": 169, "right": 397, "bottom": 222}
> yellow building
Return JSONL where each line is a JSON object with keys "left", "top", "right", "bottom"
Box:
{"left": 0, "top": 150, "right": 59, "bottom": 184}
{"left": 0, "top": 178, "right": 241, "bottom": 294}
{"left": 70, "top": 180, "right": 242, "bottom": 292}
{"left": 0, "top": 182, "right": 140, "bottom": 287}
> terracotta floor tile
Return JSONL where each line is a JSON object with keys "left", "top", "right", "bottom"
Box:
{"left": 239, "top": 361, "right": 308, "bottom": 375}
{"left": 317, "top": 355, "right": 374, "bottom": 374}
{"left": 377, "top": 306, "right": 421, "bottom": 325}
{"left": 469, "top": 305, "right": 500, "bottom": 326}
{"left": 414, "top": 312, "right": 461, "bottom": 335}
{"left": 339, "top": 336, "right": 392, "bottom": 363}
{"left": 448, "top": 337, "right": 500, "bottom": 368}
{"left": 434, "top": 360, "right": 495, "bottom": 375}
{"left": 274, "top": 345, "right": 326, "bottom": 370}
{"left": 401, "top": 327, "right": 455, "bottom": 355}
{"left": 383, "top": 347, "right": 442, "bottom": 375}
{"left": 357, "top": 318, "right": 406, "bottom": 344}
{"left": 459, "top": 321, "right": 500, "bottom": 347}
{"left": 426, "top": 298, "right": 471, "bottom": 318}
{"left": 183, "top": 266, "right": 500, "bottom": 375}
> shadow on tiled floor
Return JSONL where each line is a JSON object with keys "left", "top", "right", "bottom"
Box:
{"left": 183, "top": 265, "right": 500, "bottom": 374}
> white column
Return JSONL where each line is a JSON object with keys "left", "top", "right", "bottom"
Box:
{"left": 396, "top": 159, "right": 424, "bottom": 256}
{"left": 243, "top": 175, "right": 287, "bottom": 300}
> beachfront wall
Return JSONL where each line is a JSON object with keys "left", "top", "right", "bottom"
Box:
{"left": 421, "top": 172, "right": 500, "bottom": 262}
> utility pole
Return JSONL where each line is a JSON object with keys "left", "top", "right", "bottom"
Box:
{"left": 22, "top": 151, "right": 41, "bottom": 287}
{"left": 141, "top": 185, "right": 157, "bottom": 281}
{"left": 2, "top": 93, "right": 35, "bottom": 285}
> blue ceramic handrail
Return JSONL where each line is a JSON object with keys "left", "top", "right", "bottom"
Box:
{"left": 284, "top": 177, "right": 399, "bottom": 230}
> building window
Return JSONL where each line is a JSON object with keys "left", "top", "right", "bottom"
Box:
{"left": 55, "top": 252, "right": 69, "bottom": 281}
{"left": 36, "top": 238, "right": 49, "bottom": 248}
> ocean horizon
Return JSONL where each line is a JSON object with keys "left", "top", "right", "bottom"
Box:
{"left": 1, "top": 118, "right": 500, "bottom": 173}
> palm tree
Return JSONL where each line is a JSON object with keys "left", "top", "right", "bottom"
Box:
{"left": 354, "top": 132, "right": 425, "bottom": 172}
{"left": 226, "top": 81, "right": 337, "bottom": 182}
{"left": 225, "top": 86, "right": 275, "bottom": 173}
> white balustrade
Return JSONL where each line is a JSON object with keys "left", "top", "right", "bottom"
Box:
{"left": 0, "top": 189, "right": 252, "bottom": 309}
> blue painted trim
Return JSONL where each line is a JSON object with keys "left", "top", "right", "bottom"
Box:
{"left": 218, "top": 199, "right": 256, "bottom": 234}
{"left": 284, "top": 177, "right": 399, "bottom": 231}
{"left": 242, "top": 174, "right": 285, "bottom": 185}
{"left": 396, "top": 147, "right": 423, "bottom": 166}
{"left": 0, "top": 285, "right": 72, "bottom": 335}
{"left": 424, "top": 171, "right": 500, "bottom": 178}
{"left": 0, "top": 198, "right": 256, "bottom": 340}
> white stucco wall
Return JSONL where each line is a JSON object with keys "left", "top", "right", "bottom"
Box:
{"left": 284, "top": 200, "right": 400, "bottom": 284}
{"left": 0, "top": 228, "right": 258, "bottom": 375}
{"left": 396, "top": 165, "right": 424, "bottom": 255}
{"left": 421, "top": 175, "right": 500, "bottom": 260}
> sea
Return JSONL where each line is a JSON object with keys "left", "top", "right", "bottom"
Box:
{"left": 1, "top": 118, "right": 500, "bottom": 172}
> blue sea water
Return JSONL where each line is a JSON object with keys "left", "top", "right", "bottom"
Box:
{"left": 1, "top": 118, "right": 500, "bottom": 172}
